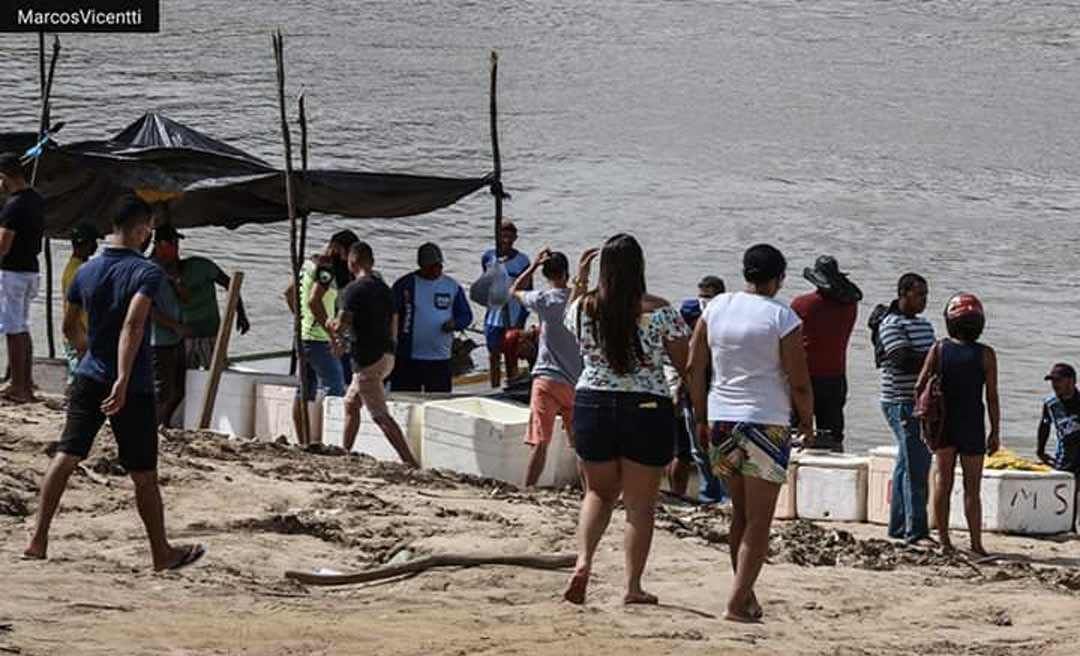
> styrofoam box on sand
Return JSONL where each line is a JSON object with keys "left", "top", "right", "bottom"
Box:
{"left": 796, "top": 453, "right": 870, "bottom": 522}
{"left": 423, "top": 397, "right": 578, "bottom": 487}
{"left": 935, "top": 467, "right": 1075, "bottom": 535}
{"left": 774, "top": 455, "right": 800, "bottom": 520}
{"left": 867, "top": 446, "right": 899, "bottom": 525}
{"left": 322, "top": 396, "right": 422, "bottom": 466}
{"left": 183, "top": 369, "right": 296, "bottom": 439}
{"left": 253, "top": 383, "right": 323, "bottom": 444}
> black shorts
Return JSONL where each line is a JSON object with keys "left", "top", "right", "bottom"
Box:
{"left": 58, "top": 375, "right": 158, "bottom": 472}
{"left": 390, "top": 357, "right": 452, "bottom": 393}
{"left": 572, "top": 389, "right": 674, "bottom": 467}
{"left": 673, "top": 397, "right": 693, "bottom": 464}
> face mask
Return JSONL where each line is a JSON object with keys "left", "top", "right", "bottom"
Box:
{"left": 154, "top": 241, "right": 178, "bottom": 262}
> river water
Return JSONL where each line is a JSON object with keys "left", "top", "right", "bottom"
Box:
{"left": 2, "top": 0, "right": 1079, "bottom": 453}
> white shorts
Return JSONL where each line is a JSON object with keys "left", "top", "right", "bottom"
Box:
{"left": 0, "top": 271, "right": 39, "bottom": 335}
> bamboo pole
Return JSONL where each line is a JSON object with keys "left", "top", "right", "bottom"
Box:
{"left": 273, "top": 30, "right": 310, "bottom": 444}
{"left": 197, "top": 272, "right": 244, "bottom": 429}
{"left": 32, "top": 34, "right": 61, "bottom": 359}
{"left": 489, "top": 51, "right": 503, "bottom": 258}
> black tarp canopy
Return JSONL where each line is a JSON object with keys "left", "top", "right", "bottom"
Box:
{"left": 0, "top": 113, "right": 493, "bottom": 237}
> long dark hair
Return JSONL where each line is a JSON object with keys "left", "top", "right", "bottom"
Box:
{"left": 585, "top": 234, "right": 647, "bottom": 375}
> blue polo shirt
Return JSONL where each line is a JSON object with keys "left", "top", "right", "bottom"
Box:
{"left": 481, "top": 248, "right": 530, "bottom": 329}
{"left": 393, "top": 271, "right": 473, "bottom": 361}
{"left": 66, "top": 247, "right": 163, "bottom": 392}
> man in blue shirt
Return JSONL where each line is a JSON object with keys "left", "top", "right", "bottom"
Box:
{"left": 391, "top": 242, "right": 473, "bottom": 392}
{"left": 481, "top": 220, "right": 531, "bottom": 388}
{"left": 1037, "top": 363, "right": 1080, "bottom": 473}
{"left": 23, "top": 196, "right": 205, "bottom": 572}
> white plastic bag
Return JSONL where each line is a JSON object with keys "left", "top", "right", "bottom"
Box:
{"left": 470, "top": 260, "right": 511, "bottom": 308}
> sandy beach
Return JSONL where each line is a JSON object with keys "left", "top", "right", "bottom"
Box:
{"left": 1, "top": 396, "right": 1078, "bottom": 656}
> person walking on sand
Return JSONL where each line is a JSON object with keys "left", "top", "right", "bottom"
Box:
{"left": 918, "top": 293, "right": 1000, "bottom": 556}
{"left": 0, "top": 153, "right": 45, "bottom": 404}
{"left": 790, "top": 255, "right": 861, "bottom": 452}
{"left": 879, "top": 273, "right": 936, "bottom": 545}
{"left": 689, "top": 243, "right": 814, "bottom": 623}
{"left": 335, "top": 241, "right": 419, "bottom": 467}
{"left": 561, "top": 234, "right": 690, "bottom": 606}
{"left": 509, "top": 248, "right": 582, "bottom": 488}
{"left": 22, "top": 196, "right": 205, "bottom": 571}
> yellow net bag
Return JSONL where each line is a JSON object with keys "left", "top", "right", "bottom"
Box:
{"left": 984, "top": 447, "right": 1052, "bottom": 472}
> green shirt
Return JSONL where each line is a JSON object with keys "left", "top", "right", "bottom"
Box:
{"left": 300, "top": 259, "right": 336, "bottom": 342}
{"left": 180, "top": 256, "right": 222, "bottom": 338}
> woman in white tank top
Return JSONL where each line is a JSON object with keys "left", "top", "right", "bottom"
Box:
{"left": 689, "top": 244, "right": 814, "bottom": 623}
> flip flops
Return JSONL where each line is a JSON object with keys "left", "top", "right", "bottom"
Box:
{"left": 164, "top": 544, "right": 206, "bottom": 572}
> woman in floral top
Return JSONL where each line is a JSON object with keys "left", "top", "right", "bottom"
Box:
{"left": 561, "top": 234, "right": 690, "bottom": 606}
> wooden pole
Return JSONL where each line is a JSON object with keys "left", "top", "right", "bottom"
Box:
{"left": 289, "top": 92, "right": 310, "bottom": 377}
{"left": 197, "top": 272, "right": 244, "bottom": 429}
{"left": 489, "top": 51, "right": 503, "bottom": 258}
{"left": 32, "top": 33, "right": 61, "bottom": 359}
{"left": 285, "top": 552, "right": 577, "bottom": 586}
{"left": 273, "top": 30, "right": 310, "bottom": 444}
{"left": 298, "top": 92, "right": 309, "bottom": 262}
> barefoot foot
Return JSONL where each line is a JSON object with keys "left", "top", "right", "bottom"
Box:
{"left": 562, "top": 570, "right": 589, "bottom": 605}
{"left": 623, "top": 590, "right": 658, "bottom": 605}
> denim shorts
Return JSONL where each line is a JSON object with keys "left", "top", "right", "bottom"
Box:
{"left": 572, "top": 388, "right": 674, "bottom": 467}
{"left": 296, "top": 340, "right": 346, "bottom": 401}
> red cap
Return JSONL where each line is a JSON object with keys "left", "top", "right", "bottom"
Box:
{"left": 945, "top": 293, "right": 984, "bottom": 320}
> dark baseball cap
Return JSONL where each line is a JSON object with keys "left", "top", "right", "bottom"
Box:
{"left": 417, "top": 242, "right": 443, "bottom": 267}
{"left": 70, "top": 223, "right": 99, "bottom": 244}
{"left": 1045, "top": 363, "right": 1076, "bottom": 381}
{"left": 154, "top": 224, "right": 185, "bottom": 242}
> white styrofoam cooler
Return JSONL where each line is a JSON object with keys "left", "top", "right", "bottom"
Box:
{"left": 796, "top": 453, "right": 869, "bottom": 522}
{"left": 775, "top": 454, "right": 800, "bottom": 520}
{"left": 322, "top": 396, "right": 423, "bottom": 465}
{"left": 183, "top": 369, "right": 297, "bottom": 438}
{"left": 934, "top": 467, "right": 1075, "bottom": 534}
{"left": 422, "top": 397, "right": 578, "bottom": 487}
{"left": 253, "top": 383, "right": 323, "bottom": 444}
{"left": 867, "top": 446, "right": 898, "bottom": 525}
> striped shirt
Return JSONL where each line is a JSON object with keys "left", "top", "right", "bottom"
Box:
{"left": 879, "top": 312, "right": 935, "bottom": 402}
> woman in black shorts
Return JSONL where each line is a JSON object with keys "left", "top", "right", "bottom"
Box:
{"left": 917, "top": 293, "right": 1000, "bottom": 555}
{"left": 561, "top": 234, "right": 690, "bottom": 605}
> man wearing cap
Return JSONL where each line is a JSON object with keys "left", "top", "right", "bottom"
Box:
{"left": 670, "top": 274, "right": 727, "bottom": 502}
{"left": 284, "top": 230, "right": 358, "bottom": 443}
{"left": 60, "top": 223, "right": 100, "bottom": 384}
{"left": 790, "top": 256, "right": 862, "bottom": 452}
{"left": 1037, "top": 364, "right": 1080, "bottom": 473}
{"left": 159, "top": 225, "right": 250, "bottom": 369}
{"left": 679, "top": 275, "right": 725, "bottom": 330}
{"left": 391, "top": 242, "right": 473, "bottom": 392}
{"left": 0, "top": 153, "right": 45, "bottom": 403}
{"left": 481, "top": 220, "right": 531, "bottom": 388}
{"left": 149, "top": 227, "right": 189, "bottom": 427}
{"left": 1038, "top": 363, "right": 1080, "bottom": 531}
